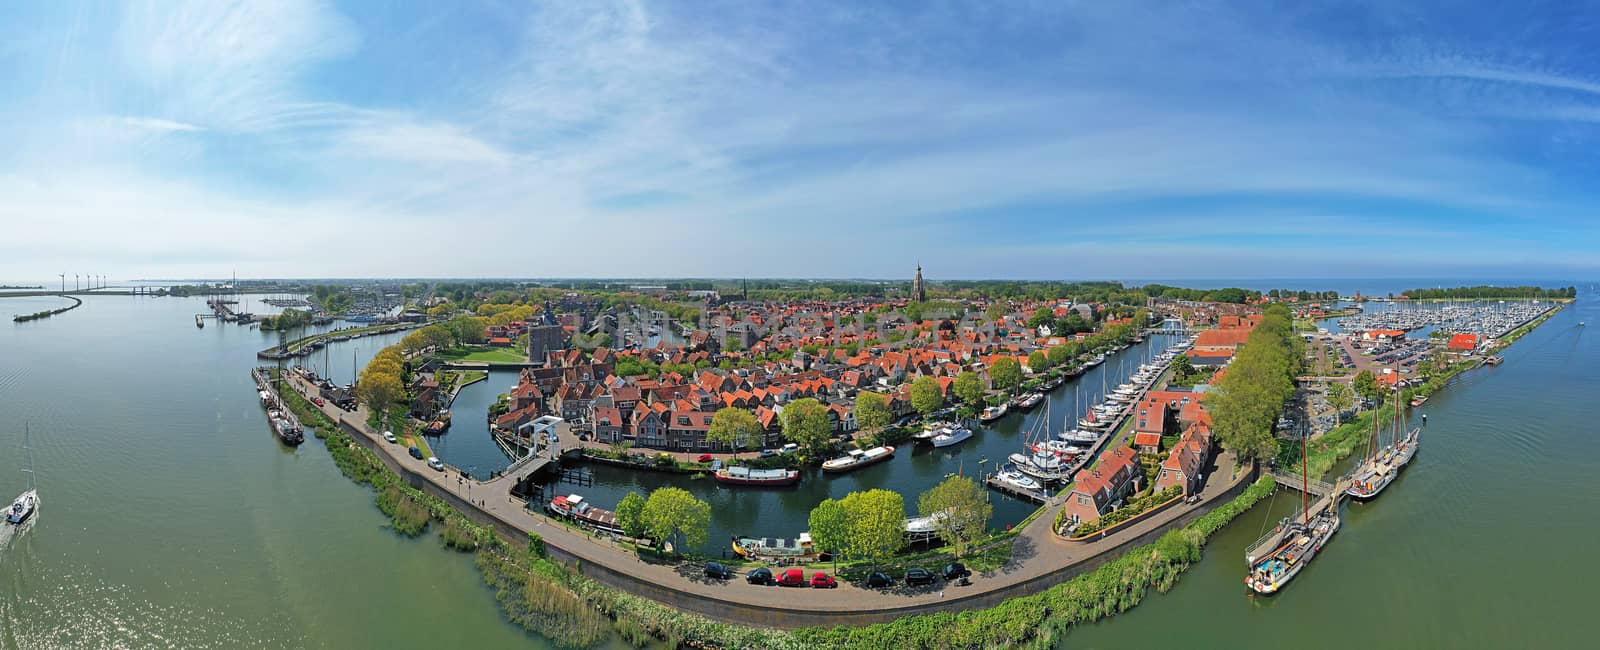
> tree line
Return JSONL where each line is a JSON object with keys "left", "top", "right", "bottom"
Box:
{"left": 1202, "top": 304, "right": 1303, "bottom": 462}
{"left": 1400, "top": 285, "right": 1577, "bottom": 300}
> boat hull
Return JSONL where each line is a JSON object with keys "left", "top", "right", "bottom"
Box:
{"left": 714, "top": 472, "right": 800, "bottom": 487}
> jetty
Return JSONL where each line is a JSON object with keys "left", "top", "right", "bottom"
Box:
{"left": 985, "top": 475, "right": 1050, "bottom": 504}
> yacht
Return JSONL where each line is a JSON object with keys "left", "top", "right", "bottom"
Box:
{"left": 995, "top": 469, "right": 1039, "bottom": 491}
{"left": 1058, "top": 427, "right": 1100, "bottom": 445}
{"left": 822, "top": 446, "right": 895, "bottom": 473}
{"left": 931, "top": 426, "right": 974, "bottom": 448}
{"left": 713, "top": 465, "right": 801, "bottom": 487}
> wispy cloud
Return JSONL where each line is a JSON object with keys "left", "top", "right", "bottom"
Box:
{"left": 0, "top": 0, "right": 1597, "bottom": 281}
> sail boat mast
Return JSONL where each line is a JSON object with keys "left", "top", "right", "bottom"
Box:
{"left": 22, "top": 422, "right": 35, "bottom": 491}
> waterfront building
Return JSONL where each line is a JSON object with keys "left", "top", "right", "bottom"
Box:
{"left": 1156, "top": 423, "right": 1214, "bottom": 495}
{"left": 1063, "top": 446, "right": 1141, "bottom": 526}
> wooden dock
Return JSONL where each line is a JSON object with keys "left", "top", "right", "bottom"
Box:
{"left": 985, "top": 475, "right": 1051, "bottom": 504}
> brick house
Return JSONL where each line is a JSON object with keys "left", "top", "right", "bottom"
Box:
{"left": 1062, "top": 446, "right": 1141, "bottom": 526}
{"left": 1156, "top": 423, "right": 1213, "bottom": 496}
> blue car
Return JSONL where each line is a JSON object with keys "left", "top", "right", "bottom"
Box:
{"left": 408, "top": 446, "right": 423, "bottom": 460}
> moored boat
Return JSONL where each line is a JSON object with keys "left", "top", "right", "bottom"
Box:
{"left": 931, "top": 426, "right": 973, "bottom": 448}
{"left": 548, "top": 494, "right": 623, "bottom": 535}
{"left": 714, "top": 465, "right": 800, "bottom": 487}
{"left": 1245, "top": 511, "right": 1340, "bottom": 595}
{"left": 822, "top": 446, "right": 895, "bottom": 472}
{"left": 732, "top": 533, "right": 820, "bottom": 562}
{"left": 979, "top": 403, "right": 1008, "bottom": 423}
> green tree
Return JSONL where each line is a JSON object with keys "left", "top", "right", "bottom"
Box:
{"left": 707, "top": 407, "right": 762, "bottom": 455}
{"left": 854, "top": 392, "right": 892, "bottom": 433}
{"left": 356, "top": 368, "right": 403, "bottom": 415}
{"left": 1046, "top": 345, "right": 1070, "bottom": 368}
{"left": 1170, "top": 353, "right": 1194, "bottom": 378}
{"left": 445, "top": 314, "right": 488, "bottom": 345}
{"left": 909, "top": 376, "right": 944, "bottom": 416}
{"left": 1027, "top": 350, "right": 1048, "bottom": 373}
{"left": 990, "top": 357, "right": 1023, "bottom": 395}
{"left": 807, "top": 498, "right": 849, "bottom": 571}
{"left": 615, "top": 491, "right": 647, "bottom": 539}
{"left": 642, "top": 487, "right": 710, "bottom": 555}
{"left": 1353, "top": 370, "right": 1379, "bottom": 404}
{"left": 952, "top": 371, "right": 985, "bottom": 405}
{"left": 985, "top": 303, "right": 1008, "bottom": 321}
{"left": 781, "top": 398, "right": 833, "bottom": 457}
{"left": 1325, "top": 382, "right": 1354, "bottom": 426}
{"left": 918, "top": 475, "right": 992, "bottom": 557}
{"left": 841, "top": 489, "right": 905, "bottom": 569}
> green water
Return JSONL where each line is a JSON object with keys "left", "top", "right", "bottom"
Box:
{"left": 0, "top": 295, "right": 551, "bottom": 649}
{"left": 1067, "top": 296, "right": 1600, "bottom": 648}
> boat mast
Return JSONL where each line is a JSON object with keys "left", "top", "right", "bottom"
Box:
{"left": 22, "top": 422, "right": 34, "bottom": 492}
{"left": 1301, "top": 427, "right": 1309, "bottom": 524}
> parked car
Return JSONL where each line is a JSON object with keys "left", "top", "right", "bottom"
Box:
{"left": 696, "top": 454, "right": 714, "bottom": 463}
{"left": 312, "top": 397, "right": 324, "bottom": 406}
{"left": 865, "top": 571, "right": 894, "bottom": 589}
{"left": 704, "top": 562, "right": 734, "bottom": 580}
{"left": 383, "top": 431, "right": 397, "bottom": 443}
{"left": 905, "top": 568, "right": 936, "bottom": 586}
{"left": 408, "top": 445, "right": 424, "bottom": 460}
{"left": 809, "top": 571, "right": 837, "bottom": 588}
{"left": 759, "top": 449, "right": 777, "bottom": 458}
{"left": 777, "top": 568, "right": 807, "bottom": 587}
{"left": 942, "top": 562, "right": 969, "bottom": 581}
{"left": 427, "top": 457, "right": 445, "bottom": 471}
{"left": 780, "top": 443, "right": 798, "bottom": 454}
{"left": 746, "top": 568, "right": 774, "bottom": 585}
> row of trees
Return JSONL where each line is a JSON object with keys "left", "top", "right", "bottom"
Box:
{"left": 1202, "top": 304, "right": 1303, "bottom": 462}
{"left": 809, "top": 474, "right": 994, "bottom": 569}
{"left": 1401, "top": 285, "right": 1576, "bottom": 300}
{"left": 614, "top": 487, "right": 712, "bottom": 554}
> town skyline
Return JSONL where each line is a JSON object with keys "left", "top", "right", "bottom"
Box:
{"left": 4, "top": 1, "right": 1599, "bottom": 279}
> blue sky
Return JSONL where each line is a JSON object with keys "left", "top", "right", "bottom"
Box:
{"left": 1, "top": 0, "right": 1597, "bottom": 281}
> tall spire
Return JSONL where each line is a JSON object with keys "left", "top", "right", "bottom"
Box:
{"left": 913, "top": 262, "right": 926, "bottom": 302}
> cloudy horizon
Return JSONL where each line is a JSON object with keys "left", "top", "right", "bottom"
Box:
{"left": 3, "top": 1, "right": 1599, "bottom": 281}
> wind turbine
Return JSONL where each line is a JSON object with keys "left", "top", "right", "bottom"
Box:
{"left": 58, "top": 273, "right": 65, "bottom": 293}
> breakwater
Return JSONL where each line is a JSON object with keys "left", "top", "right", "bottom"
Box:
{"left": 12, "top": 295, "right": 83, "bottom": 322}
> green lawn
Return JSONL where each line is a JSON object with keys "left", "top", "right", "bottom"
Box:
{"left": 438, "top": 346, "right": 527, "bottom": 364}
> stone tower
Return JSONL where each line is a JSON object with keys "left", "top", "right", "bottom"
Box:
{"left": 913, "top": 262, "right": 926, "bottom": 302}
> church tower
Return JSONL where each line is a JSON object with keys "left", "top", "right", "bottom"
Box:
{"left": 913, "top": 263, "right": 926, "bottom": 302}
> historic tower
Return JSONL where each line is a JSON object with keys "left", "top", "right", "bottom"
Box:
{"left": 913, "top": 263, "right": 927, "bottom": 302}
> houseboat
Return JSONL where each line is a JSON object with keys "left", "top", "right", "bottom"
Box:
{"left": 1484, "top": 355, "right": 1504, "bottom": 365}
{"left": 822, "top": 446, "right": 895, "bottom": 473}
{"left": 714, "top": 465, "right": 801, "bottom": 487}
{"left": 732, "top": 533, "right": 821, "bottom": 562}
{"left": 547, "top": 494, "right": 623, "bottom": 535}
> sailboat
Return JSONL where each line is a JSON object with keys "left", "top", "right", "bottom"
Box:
{"left": 1059, "top": 386, "right": 1101, "bottom": 445}
{"left": 7, "top": 424, "right": 38, "bottom": 525}
{"left": 1345, "top": 384, "right": 1420, "bottom": 500}
{"left": 1245, "top": 428, "right": 1339, "bottom": 595}
{"left": 1010, "top": 401, "right": 1072, "bottom": 483}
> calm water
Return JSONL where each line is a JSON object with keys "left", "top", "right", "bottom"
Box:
{"left": 0, "top": 295, "right": 551, "bottom": 649}
{"left": 1068, "top": 289, "right": 1600, "bottom": 649}
{"left": 3, "top": 286, "right": 1595, "bottom": 648}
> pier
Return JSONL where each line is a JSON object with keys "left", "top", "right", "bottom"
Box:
{"left": 984, "top": 475, "right": 1050, "bottom": 504}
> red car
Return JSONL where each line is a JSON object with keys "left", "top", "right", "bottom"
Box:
{"left": 809, "top": 571, "right": 837, "bottom": 588}
{"left": 312, "top": 397, "right": 324, "bottom": 406}
{"left": 777, "top": 568, "right": 807, "bottom": 587}
{"left": 696, "top": 454, "right": 714, "bottom": 463}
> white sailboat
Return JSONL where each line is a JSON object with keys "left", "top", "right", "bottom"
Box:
{"left": 7, "top": 424, "right": 38, "bottom": 526}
